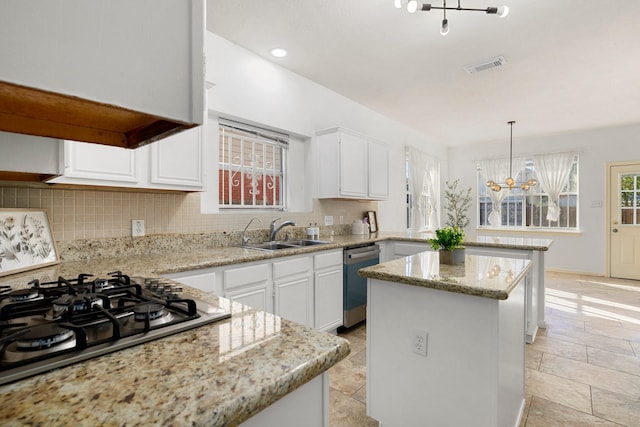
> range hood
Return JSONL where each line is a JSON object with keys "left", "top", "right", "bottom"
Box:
{"left": 0, "top": 81, "right": 197, "bottom": 150}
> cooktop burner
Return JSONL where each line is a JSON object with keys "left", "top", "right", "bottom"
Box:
{"left": 0, "top": 271, "right": 230, "bottom": 386}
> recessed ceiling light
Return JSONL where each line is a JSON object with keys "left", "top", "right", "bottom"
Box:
{"left": 271, "top": 48, "right": 287, "bottom": 58}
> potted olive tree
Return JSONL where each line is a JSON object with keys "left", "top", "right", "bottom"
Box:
{"left": 430, "top": 180, "right": 472, "bottom": 265}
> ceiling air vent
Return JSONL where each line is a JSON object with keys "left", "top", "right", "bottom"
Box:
{"left": 464, "top": 56, "right": 507, "bottom": 74}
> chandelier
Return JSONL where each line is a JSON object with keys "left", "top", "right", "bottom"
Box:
{"left": 394, "top": 0, "right": 509, "bottom": 35}
{"left": 486, "top": 121, "right": 538, "bottom": 192}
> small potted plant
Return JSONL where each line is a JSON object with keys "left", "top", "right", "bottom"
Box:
{"left": 429, "top": 226, "right": 465, "bottom": 265}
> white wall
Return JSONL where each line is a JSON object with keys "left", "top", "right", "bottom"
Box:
{"left": 205, "top": 33, "right": 447, "bottom": 231}
{"left": 448, "top": 123, "right": 640, "bottom": 275}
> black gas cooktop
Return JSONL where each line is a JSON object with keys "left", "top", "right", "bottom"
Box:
{"left": 0, "top": 271, "right": 230, "bottom": 385}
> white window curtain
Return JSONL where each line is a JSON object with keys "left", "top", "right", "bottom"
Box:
{"left": 533, "top": 152, "right": 575, "bottom": 222}
{"left": 478, "top": 157, "right": 526, "bottom": 226}
{"left": 406, "top": 146, "right": 440, "bottom": 232}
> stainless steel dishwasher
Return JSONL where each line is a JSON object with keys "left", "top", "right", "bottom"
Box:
{"left": 343, "top": 243, "right": 380, "bottom": 328}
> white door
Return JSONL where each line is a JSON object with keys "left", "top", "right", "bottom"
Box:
{"left": 609, "top": 162, "right": 640, "bottom": 280}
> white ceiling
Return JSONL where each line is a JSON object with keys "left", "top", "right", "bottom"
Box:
{"left": 206, "top": 0, "right": 640, "bottom": 146}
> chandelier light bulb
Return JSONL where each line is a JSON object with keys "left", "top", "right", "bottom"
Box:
{"left": 440, "top": 18, "right": 449, "bottom": 35}
{"left": 407, "top": 0, "right": 418, "bottom": 13}
{"left": 394, "top": 0, "right": 403, "bottom": 9}
{"left": 497, "top": 5, "right": 509, "bottom": 17}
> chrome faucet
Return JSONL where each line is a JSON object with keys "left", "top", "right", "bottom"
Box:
{"left": 242, "top": 217, "right": 261, "bottom": 246}
{"left": 269, "top": 217, "right": 296, "bottom": 241}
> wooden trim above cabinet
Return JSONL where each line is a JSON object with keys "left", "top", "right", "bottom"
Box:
{"left": 0, "top": 172, "right": 56, "bottom": 183}
{"left": 0, "top": 81, "right": 197, "bottom": 149}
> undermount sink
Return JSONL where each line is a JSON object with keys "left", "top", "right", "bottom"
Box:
{"left": 285, "top": 239, "right": 331, "bottom": 246}
{"left": 243, "top": 239, "right": 330, "bottom": 252}
{"left": 244, "top": 242, "right": 298, "bottom": 251}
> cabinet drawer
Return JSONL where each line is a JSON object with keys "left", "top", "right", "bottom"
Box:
{"left": 314, "top": 250, "right": 343, "bottom": 270}
{"left": 224, "top": 263, "right": 269, "bottom": 290}
{"left": 273, "top": 256, "right": 312, "bottom": 280}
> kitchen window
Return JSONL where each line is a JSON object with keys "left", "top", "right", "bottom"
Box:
{"left": 477, "top": 154, "right": 579, "bottom": 230}
{"left": 218, "top": 120, "right": 287, "bottom": 210}
{"left": 406, "top": 146, "right": 440, "bottom": 231}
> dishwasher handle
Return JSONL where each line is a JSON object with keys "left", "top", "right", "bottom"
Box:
{"left": 349, "top": 251, "right": 377, "bottom": 261}
{"left": 344, "top": 245, "right": 380, "bottom": 264}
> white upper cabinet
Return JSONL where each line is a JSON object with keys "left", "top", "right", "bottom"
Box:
{"left": 315, "top": 128, "right": 389, "bottom": 200}
{"left": 339, "top": 133, "right": 368, "bottom": 198}
{"left": 368, "top": 141, "right": 390, "bottom": 199}
{"left": 49, "top": 126, "right": 204, "bottom": 191}
{"left": 0, "top": 0, "right": 204, "bottom": 148}
{"left": 150, "top": 127, "right": 203, "bottom": 189}
{"left": 0, "top": 131, "right": 60, "bottom": 180}
{"left": 54, "top": 141, "right": 139, "bottom": 185}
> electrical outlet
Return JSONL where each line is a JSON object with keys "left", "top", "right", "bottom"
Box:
{"left": 413, "top": 330, "right": 428, "bottom": 357}
{"left": 132, "top": 220, "right": 145, "bottom": 237}
{"left": 324, "top": 215, "right": 334, "bottom": 226}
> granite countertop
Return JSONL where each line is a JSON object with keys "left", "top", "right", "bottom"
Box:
{"left": 0, "top": 231, "right": 550, "bottom": 289}
{"left": 0, "top": 230, "right": 549, "bottom": 425}
{"left": 0, "top": 264, "right": 350, "bottom": 427}
{"left": 359, "top": 251, "right": 532, "bottom": 300}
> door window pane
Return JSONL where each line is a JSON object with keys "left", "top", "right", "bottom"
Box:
{"left": 619, "top": 174, "right": 640, "bottom": 224}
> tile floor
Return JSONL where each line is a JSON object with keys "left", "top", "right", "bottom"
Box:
{"left": 329, "top": 271, "right": 640, "bottom": 426}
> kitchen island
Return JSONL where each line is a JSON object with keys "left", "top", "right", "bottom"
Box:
{"left": 466, "top": 235, "right": 553, "bottom": 343}
{"left": 378, "top": 232, "right": 553, "bottom": 343}
{"left": 359, "top": 251, "right": 531, "bottom": 427}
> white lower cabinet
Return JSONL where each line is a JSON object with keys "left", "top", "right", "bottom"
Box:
{"left": 162, "top": 249, "right": 343, "bottom": 331}
{"left": 313, "top": 250, "right": 343, "bottom": 332}
{"left": 273, "top": 255, "right": 313, "bottom": 328}
{"left": 224, "top": 263, "right": 272, "bottom": 313}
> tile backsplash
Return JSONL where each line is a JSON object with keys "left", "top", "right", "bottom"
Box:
{"left": 0, "top": 186, "right": 376, "bottom": 242}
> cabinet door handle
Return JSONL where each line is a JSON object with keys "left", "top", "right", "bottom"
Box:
{"left": 612, "top": 228, "right": 618, "bottom": 233}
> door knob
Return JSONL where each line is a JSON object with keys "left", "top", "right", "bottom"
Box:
{"left": 612, "top": 228, "right": 618, "bottom": 233}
